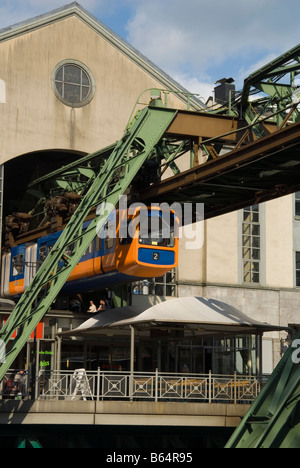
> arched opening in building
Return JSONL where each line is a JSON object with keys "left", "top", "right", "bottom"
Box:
{"left": 4, "top": 149, "right": 86, "bottom": 216}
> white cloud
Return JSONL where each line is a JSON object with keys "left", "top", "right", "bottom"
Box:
{"left": 172, "top": 72, "right": 214, "bottom": 103}
{"left": 125, "top": 0, "right": 300, "bottom": 86}
{"left": 1, "top": 0, "right": 300, "bottom": 98}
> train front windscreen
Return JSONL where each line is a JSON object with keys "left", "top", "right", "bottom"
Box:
{"left": 138, "top": 209, "right": 175, "bottom": 247}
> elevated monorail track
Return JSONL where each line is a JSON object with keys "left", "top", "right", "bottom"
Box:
{"left": 3, "top": 40, "right": 300, "bottom": 448}
{"left": 140, "top": 118, "right": 300, "bottom": 219}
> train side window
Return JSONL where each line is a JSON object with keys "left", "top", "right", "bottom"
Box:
{"left": 104, "top": 220, "right": 115, "bottom": 250}
{"left": 12, "top": 254, "right": 24, "bottom": 276}
{"left": 119, "top": 217, "right": 134, "bottom": 245}
{"left": 82, "top": 242, "right": 94, "bottom": 257}
{"left": 95, "top": 236, "right": 101, "bottom": 251}
{"left": 38, "top": 246, "right": 47, "bottom": 264}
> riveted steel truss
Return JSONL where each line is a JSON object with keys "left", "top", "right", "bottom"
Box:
{"left": 0, "top": 105, "right": 178, "bottom": 382}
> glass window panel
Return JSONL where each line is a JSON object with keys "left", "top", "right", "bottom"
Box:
{"left": 243, "top": 235, "right": 251, "bottom": 247}
{"left": 242, "top": 205, "right": 261, "bottom": 284}
{"left": 243, "top": 247, "right": 251, "bottom": 259}
{"left": 296, "top": 252, "right": 300, "bottom": 287}
{"left": 12, "top": 254, "right": 24, "bottom": 276}
{"left": 55, "top": 81, "right": 62, "bottom": 96}
{"left": 55, "top": 67, "right": 63, "bottom": 82}
{"left": 166, "top": 284, "right": 176, "bottom": 296}
{"left": 82, "top": 72, "right": 90, "bottom": 86}
{"left": 296, "top": 252, "right": 300, "bottom": 269}
{"left": 132, "top": 270, "right": 177, "bottom": 297}
{"left": 82, "top": 86, "right": 90, "bottom": 100}
{"left": 243, "top": 210, "right": 251, "bottom": 222}
{"left": 244, "top": 271, "right": 251, "bottom": 282}
{"left": 64, "top": 83, "right": 81, "bottom": 103}
{"left": 252, "top": 248, "right": 260, "bottom": 260}
{"left": 252, "top": 272, "right": 259, "bottom": 283}
{"left": 64, "top": 65, "right": 81, "bottom": 84}
{"left": 242, "top": 223, "right": 251, "bottom": 235}
{"left": 252, "top": 236, "right": 260, "bottom": 248}
{"left": 53, "top": 62, "right": 93, "bottom": 106}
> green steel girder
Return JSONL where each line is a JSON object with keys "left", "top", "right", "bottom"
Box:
{"left": 0, "top": 104, "right": 178, "bottom": 382}
{"left": 225, "top": 330, "right": 300, "bottom": 448}
{"left": 16, "top": 137, "right": 193, "bottom": 232}
{"left": 28, "top": 143, "right": 117, "bottom": 189}
{"left": 156, "top": 139, "right": 191, "bottom": 175}
{"left": 209, "top": 43, "right": 300, "bottom": 132}
{"left": 256, "top": 82, "right": 294, "bottom": 99}
{"left": 55, "top": 167, "right": 96, "bottom": 192}
{"left": 17, "top": 145, "right": 119, "bottom": 230}
{"left": 240, "top": 43, "right": 300, "bottom": 109}
{"left": 17, "top": 437, "right": 42, "bottom": 448}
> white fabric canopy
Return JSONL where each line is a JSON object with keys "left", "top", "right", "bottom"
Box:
{"left": 61, "top": 297, "right": 287, "bottom": 336}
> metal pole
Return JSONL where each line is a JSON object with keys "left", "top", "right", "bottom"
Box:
{"left": 130, "top": 326, "right": 135, "bottom": 374}
{"left": 234, "top": 371, "right": 237, "bottom": 405}
{"left": 56, "top": 336, "right": 61, "bottom": 371}
{"left": 209, "top": 370, "right": 212, "bottom": 404}
{"left": 130, "top": 325, "right": 135, "bottom": 400}
{"left": 97, "top": 367, "right": 100, "bottom": 401}
{"left": 34, "top": 337, "right": 40, "bottom": 400}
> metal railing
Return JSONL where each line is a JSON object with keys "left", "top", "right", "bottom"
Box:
{"left": 34, "top": 369, "right": 261, "bottom": 404}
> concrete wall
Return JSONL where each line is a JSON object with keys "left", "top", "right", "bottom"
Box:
{"left": 0, "top": 400, "right": 249, "bottom": 428}
{"left": 1, "top": 7, "right": 300, "bottom": 376}
{"left": 0, "top": 15, "right": 186, "bottom": 163}
{"left": 178, "top": 196, "right": 296, "bottom": 290}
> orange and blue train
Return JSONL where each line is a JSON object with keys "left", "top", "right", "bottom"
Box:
{"left": 1, "top": 206, "right": 178, "bottom": 299}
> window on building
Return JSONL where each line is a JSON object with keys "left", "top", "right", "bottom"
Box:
{"left": 132, "top": 269, "right": 177, "bottom": 297}
{"left": 295, "top": 192, "right": 300, "bottom": 217}
{"left": 296, "top": 252, "right": 300, "bottom": 287}
{"left": 242, "top": 205, "right": 260, "bottom": 283}
{"left": 52, "top": 61, "right": 95, "bottom": 107}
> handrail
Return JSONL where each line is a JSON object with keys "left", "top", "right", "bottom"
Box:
{"left": 0, "top": 369, "right": 262, "bottom": 403}
{"left": 34, "top": 369, "right": 261, "bottom": 404}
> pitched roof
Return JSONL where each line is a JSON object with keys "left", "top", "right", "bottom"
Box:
{"left": 0, "top": 2, "right": 205, "bottom": 110}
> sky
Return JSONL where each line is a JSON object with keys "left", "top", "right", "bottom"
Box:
{"left": 0, "top": 0, "right": 300, "bottom": 102}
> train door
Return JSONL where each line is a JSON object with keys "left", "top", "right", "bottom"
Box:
{"left": 101, "top": 212, "right": 116, "bottom": 272}
{"left": 93, "top": 236, "right": 102, "bottom": 275}
{"left": 9, "top": 245, "right": 26, "bottom": 295}
{"left": 24, "top": 244, "right": 37, "bottom": 289}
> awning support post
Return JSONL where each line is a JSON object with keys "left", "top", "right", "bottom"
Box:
{"left": 130, "top": 325, "right": 135, "bottom": 400}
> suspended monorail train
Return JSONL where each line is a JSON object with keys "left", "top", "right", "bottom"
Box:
{"left": 1, "top": 206, "right": 178, "bottom": 299}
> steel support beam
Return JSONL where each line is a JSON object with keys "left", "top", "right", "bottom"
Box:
{"left": 225, "top": 329, "right": 300, "bottom": 448}
{"left": 139, "top": 120, "right": 300, "bottom": 218}
{"left": 0, "top": 105, "right": 177, "bottom": 382}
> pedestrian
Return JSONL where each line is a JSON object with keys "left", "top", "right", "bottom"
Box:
{"left": 87, "top": 300, "right": 97, "bottom": 313}
{"left": 97, "top": 299, "right": 106, "bottom": 312}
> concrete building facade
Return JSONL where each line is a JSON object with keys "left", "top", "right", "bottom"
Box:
{"left": 0, "top": 2, "right": 298, "bottom": 379}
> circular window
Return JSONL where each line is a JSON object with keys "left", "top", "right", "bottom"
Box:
{"left": 52, "top": 60, "right": 95, "bottom": 107}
